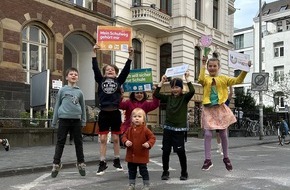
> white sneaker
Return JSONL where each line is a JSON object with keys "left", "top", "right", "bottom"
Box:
{"left": 217, "top": 144, "right": 223, "bottom": 155}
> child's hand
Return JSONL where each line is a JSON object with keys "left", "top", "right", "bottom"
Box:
{"left": 93, "top": 44, "right": 100, "bottom": 54}
{"left": 128, "top": 47, "right": 134, "bottom": 59}
{"left": 202, "top": 56, "right": 208, "bottom": 66}
{"left": 125, "top": 140, "right": 132, "bottom": 147}
{"left": 161, "top": 75, "right": 167, "bottom": 83}
{"left": 184, "top": 70, "right": 189, "bottom": 79}
{"left": 142, "top": 142, "right": 150, "bottom": 148}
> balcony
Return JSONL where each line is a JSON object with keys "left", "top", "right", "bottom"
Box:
{"left": 131, "top": 5, "right": 171, "bottom": 36}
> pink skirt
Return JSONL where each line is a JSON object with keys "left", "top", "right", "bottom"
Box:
{"left": 201, "top": 104, "right": 236, "bottom": 130}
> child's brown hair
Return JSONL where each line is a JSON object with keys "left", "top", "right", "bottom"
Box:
{"left": 65, "top": 67, "right": 79, "bottom": 76}
{"left": 102, "top": 64, "right": 119, "bottom": 76}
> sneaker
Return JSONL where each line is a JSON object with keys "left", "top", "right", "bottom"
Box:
{"left": 128, "top": 184, "right": 135, "bottom": 190}
{"left": 180, "top": 172, "right": 188, "bottom": 180}
{"left": 161, "top": 171, "right": 170, "bottom": 180}
{"left": 217, "top": 144, "right": 223, "bottom": 155}
{"left": 113, "top": 158, "right": 123, "bottom": 171}
{"left": 223, "top": 157, "right": 233, "bottom": 171}
{"left": 141, "top": 185, "right": 150, "bottom": 190}
{"left": 76, "top": 163, "right": 86, "bottom": 176}
{"left": 51, "top": 163, "right": 62, "bottom": 178}
{"left": 201, "top": 159, "right": 213, "bottom": 171}
{"left": 96, "top": 161, "right": 108, "bottom": 176}
{"left": 2, "top": 139, "right": 10, "bottom": 151}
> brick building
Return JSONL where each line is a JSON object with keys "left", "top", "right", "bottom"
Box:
{"left": 0, "top": 0, "right": 113, "bottom": 121}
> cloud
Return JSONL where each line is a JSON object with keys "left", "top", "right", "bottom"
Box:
{"left": 234, "top": 0, "right": 277, "bottom": 29}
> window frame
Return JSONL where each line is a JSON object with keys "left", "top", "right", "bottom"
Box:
{"left": 194, "top": 47, "right": 201, "bottom": 81}
{"left": 22, "top": 25, "right": 48, "bottom": 84}
{"left": 160, "top": 0, "right": 172, "bottom": 16}
{"left": 132, "top": 38, "right": 142, "bottom": 69}
{"left": 195, "top": 0, "right": 201, "bottom": 21}
{"left": 213, "top": 0, "right": 219, "bottom": 29}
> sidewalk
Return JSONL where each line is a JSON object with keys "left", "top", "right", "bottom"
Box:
{"left": 0, "top": 135, "right": 278, "bottom": 177}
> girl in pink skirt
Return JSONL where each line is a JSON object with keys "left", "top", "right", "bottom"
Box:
{"left": 198, "top": 55, "right": 251, "bottom": 171}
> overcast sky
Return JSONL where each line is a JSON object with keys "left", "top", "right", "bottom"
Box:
{"left": 234, "top": 0, "right": 277, "bottom": 29}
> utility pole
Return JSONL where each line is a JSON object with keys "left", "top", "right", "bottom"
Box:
{"left": 259, "top": 0, "right": 264, "bottom": 140}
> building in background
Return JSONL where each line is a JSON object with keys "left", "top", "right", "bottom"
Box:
{"left": 253, "top": 0, "right": 290, "bottom": 110}
{"left": 0, "top": 0, "right": 237, "bottom": 128}
{"left": 233, "top": 26, "right": 254, "bottom": 100}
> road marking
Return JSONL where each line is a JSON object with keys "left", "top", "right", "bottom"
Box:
{"left": 11, "top": 173, "right": 50, "bottom": 190}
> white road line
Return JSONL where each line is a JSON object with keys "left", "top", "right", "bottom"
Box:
{"left": 11, "top": 173, "right": 50, "bottom": 190}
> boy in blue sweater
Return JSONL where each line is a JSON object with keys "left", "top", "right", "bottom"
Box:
{"left": 51, "top": 67, "right": 86, "bottom": 178}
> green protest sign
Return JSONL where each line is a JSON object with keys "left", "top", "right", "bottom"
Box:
{"left": 123, "top": 68, "right": 153, "bottom": 92}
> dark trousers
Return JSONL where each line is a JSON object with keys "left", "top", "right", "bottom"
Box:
{"left": 128, "top": 162, "right": 149, "bottom": 181}
{"left": 53, "top": 119, "right": 84, "bottom": 164}
{"left": 162, "top": 129, "right": 187, "bottom": 175}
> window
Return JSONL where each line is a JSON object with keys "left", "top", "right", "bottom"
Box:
{"left": 160, "top": 0, "right": 172, "bottom": 16}
{"left": 132, "top": 39, "right": 141, "bottom": 69}
{"left": 279, "top": 5, "right": 288, "bottom": 12}
{"left": 69, "top": 0, "right": 92, "bottom": 9}
{"left": 273, "top": 42, "right": 284, "bottom": 57}
{"left": 194, "top": 47, "right": 201, "bottom": 81}
{"left": 286, "top": 19, "right": 290, "bottom": 30}
{"left": 277, "top": 21, "right": 283, "bottom": 32}
{"left": 132, "top": 0, "right": 141, "bottom": 6}
{"left": 22, "top": 26, "right": 48, "bottom": 83}
{"left": 274, "top": 66, "right": 284, "bottom": 82}
{"left": 234, "top": 70, "right": 241, "bottom": 77}
{"left": 213, "top": 0, "right": 219, "bottom": 29}
{"left": 195, "top": 0, "right": 201, "bottom": 21}
{"left": 234, "top": 34, "right": 244, "bottom": 50}
{"left": 160, "top": 43, "right": 172, "bottom": 80}
{"left": 263, "top": 9, "right": 270, "bottom": 15}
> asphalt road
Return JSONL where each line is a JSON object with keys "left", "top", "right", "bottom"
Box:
{"left": 1, "top": 141, "right": 290, "bottom": 190}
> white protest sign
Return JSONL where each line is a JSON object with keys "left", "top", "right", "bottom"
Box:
{"left": 52, "top": 80, "right": 62, "bottom": 89}
{"left": 165, "top": 64, "right": 189, "bottom": 77}
{"left": 228, "top": 50, "right": 250, "bottom": 72}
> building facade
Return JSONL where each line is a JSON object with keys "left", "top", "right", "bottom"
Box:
{"left": 0, "top": 0, "right": 237, "bottom": 128}
{"left": 253, "top": 0, "right": 290, "bottom": 109}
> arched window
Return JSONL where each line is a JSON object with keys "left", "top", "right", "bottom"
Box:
{"left": 22, "top": 25, "right": 48, "bottom": 83}
{"left": 132, "top": 39, "right": 141, "bottom": 69}
{"left": 194, "top": 46, "right": 201, "bottom": 81}
{"left": 160, "top": 43, "right": 171, "bottom": 80}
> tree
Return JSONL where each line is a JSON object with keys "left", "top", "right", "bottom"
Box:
{"left": 234, "top": 88, "right": 256, "bottom": 111}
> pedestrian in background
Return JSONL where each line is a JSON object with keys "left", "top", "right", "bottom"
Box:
{"left": 154, "top": 71, "right": 195, "bottom": 181}
{"left": 122, "top": 108, "right": 156, "bottom": 190}
{"left": 198, "top": 55, "right": 250, "bottom": 172}
{"left": 0, "top": 138, "right": 10, "bottom": 151}
{"left": 51, "top": 67, "right": 87, "bottom": 178}
{"left": 92, "top": 44, "right": 134, "bottom": 175}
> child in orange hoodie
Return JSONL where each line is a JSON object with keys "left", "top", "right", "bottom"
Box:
{"left": 122, "top": 108, "right": 156, "bottom": 190}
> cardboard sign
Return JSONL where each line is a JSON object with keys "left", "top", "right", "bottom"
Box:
{"left": 97, "top": 26, "right": 132, "bottom": 52}
{"left": 165, "top": 64, "right": 189, "bottom": 77}
{"left": 123, "top": 68, "right": 153, "bottom": 92}
{"left": 228, "top": 50, "right": 250, "bottom": 72}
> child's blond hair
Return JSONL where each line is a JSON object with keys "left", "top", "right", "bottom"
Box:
{"left": 131, "top": 108, "right": 147, "bottom": 125}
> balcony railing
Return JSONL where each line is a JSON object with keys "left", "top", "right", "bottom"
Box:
{"left": 131, "top": 6, "right": 170, "bottom": 26}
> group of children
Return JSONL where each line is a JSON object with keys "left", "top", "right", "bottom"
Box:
{"left": 50, "top": 43, "right": 251, "bottom": 190}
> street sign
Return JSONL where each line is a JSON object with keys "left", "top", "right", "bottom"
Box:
{"left": 251, "top": 73, "right": 269, "bottom": 91}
